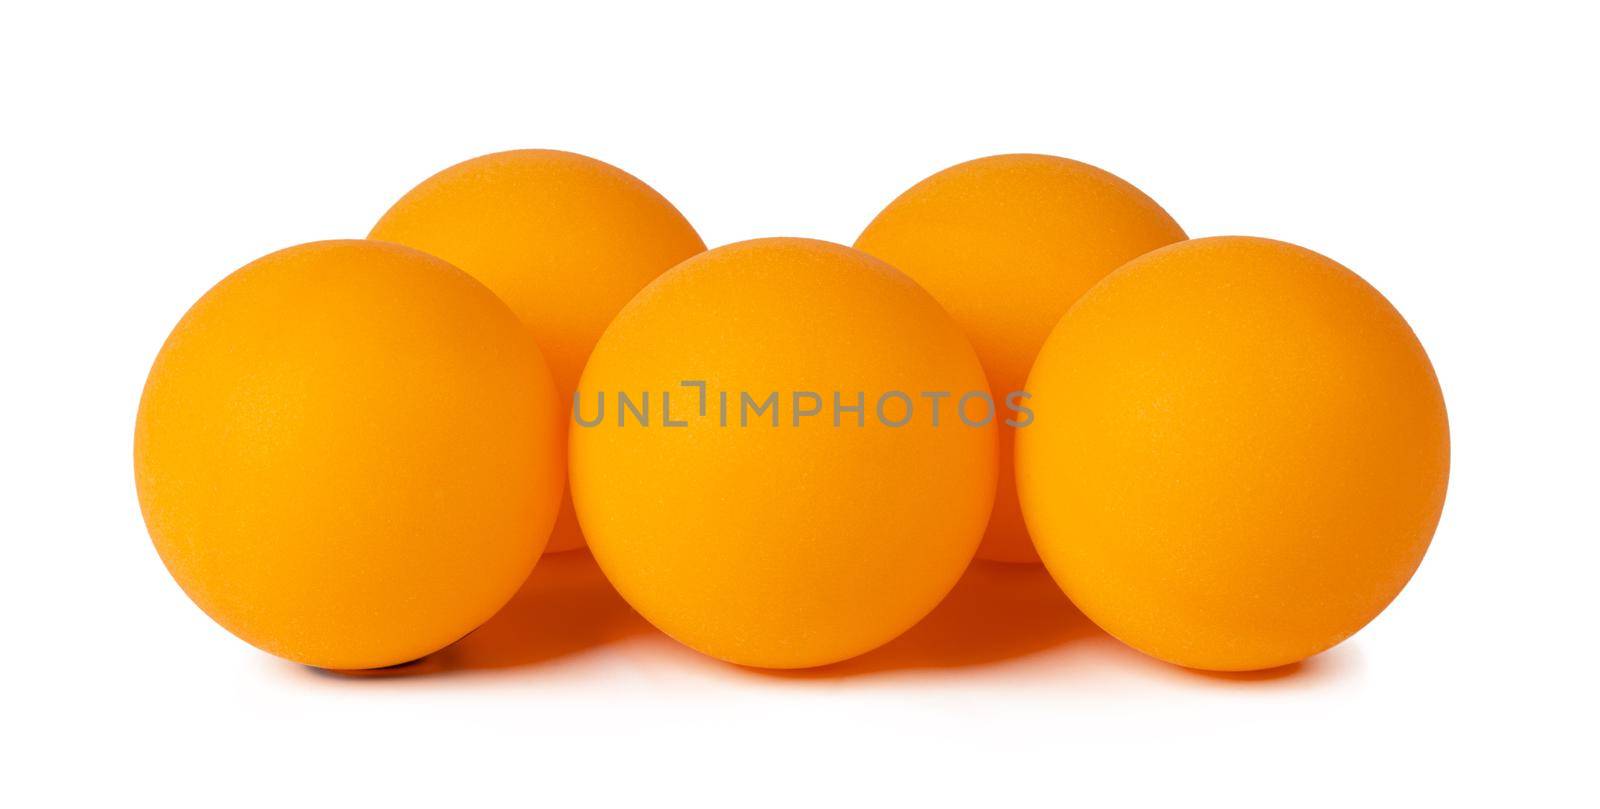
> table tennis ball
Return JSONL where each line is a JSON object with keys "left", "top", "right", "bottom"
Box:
{"left": 371, "top": 149, "right": 704, "bottom": 553}
{"left": 134, "top": 240, "right": 565, "bottom": 670}
{"left": 1016, "top": 236, "right": 1449, "bottom": 671}
{"left": 570, "top": 238, "right": 997, "bottom": 668}
{"left": 856, "top": 153, "right": 1185, "bottom": 563}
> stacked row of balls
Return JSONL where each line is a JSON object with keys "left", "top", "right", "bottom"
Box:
{"left": 135, "top": 150, "right": 1449, "bottom": 673}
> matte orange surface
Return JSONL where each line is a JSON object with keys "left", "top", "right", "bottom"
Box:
{"left": 371, "top": 149, "right": 704, "bottom": 553}
{"left": 570, "top": 238, "right": 997, "bottom": 669}
{"left": 134, "top": 240, "right": 565, "bottom": 670}
{"left": 1016, "top": 237, "right": 1449, "bottom": 671}
{"left": 856, "top": 154, "right": 1185, "bottom": 562}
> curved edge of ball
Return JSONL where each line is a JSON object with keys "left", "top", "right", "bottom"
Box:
{"left": 1016, "top": 235, "right": 1450, "bottom": 672}
{"left": 134, "top": 239, "right": 567, "bottom": 670}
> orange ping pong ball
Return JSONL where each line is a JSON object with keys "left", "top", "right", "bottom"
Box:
{"left": 856, "top": 153, "right": 1186, "bottom": 563}
{"left": 371, "top": 149, "right": 704, "bottom": 553}
{"left": 134, "top": 240, "right": 565, "bottom": 670}
{"left": 569, "top": 238, "right": 998, "bottom": 668}
{"left": 1016, "top": 236, "right": 1449, "bottom": 671}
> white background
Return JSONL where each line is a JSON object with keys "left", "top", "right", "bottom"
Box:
{"left": 4, "top": 2, "right": 1596, "bottom": 805}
